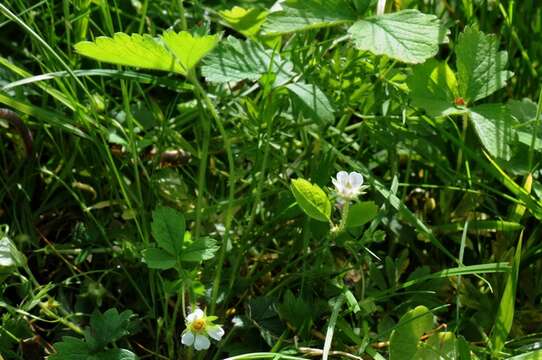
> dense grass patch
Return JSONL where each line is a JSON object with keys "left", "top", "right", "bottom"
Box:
{"left": 1, "top": 1, "right": 542, "bottom": 359}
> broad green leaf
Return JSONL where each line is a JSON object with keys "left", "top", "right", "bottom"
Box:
{"left": 99, "top": 349, "right": 138, "bottom": 360}
{"left": 407, "top": 59, "right": 464, "bottom": 116}
{"left": 202, "top": 36, "right": 294, "bottom": 84}
{"left": 345, "top": 201, "right": 378, "bottom": 228}
{"left": 291, "top": 178, "right": 331, "bottom": 222}
{"left": 415, "top": 332, "right": 458, "bottom": 359}
{"left": 469, "top": 104, "right": 517, "bottom": 160}
{"left": 142, "top": 248, "right": 177, "bottom": 269}
{"left": 151, "top": 206, "right": 185, "bottom": 256}
{"left": 491, "top": 236, "right": 522, "bottom": 355}
{"left": 286, "top": 82, "right": 334, "bottom": 123}
{"left": 75, "top": 31, "right": 218, "bottom": 76}
{"left": 348, "top": 10, "right": 448, "bottom": 64}
{"left": 87, "top": 308, "right": 134, "bottom": 350}
{"left": 160, "top": 31, "right": 219, "bottom": 74}
{"left": 75, "top": 33, "right": 185, "bottom": 74}
{"left": 220, "top": 6, "right": 269, "bottom": 37}
{"left": 389, "top": 305, "right": 434, "bottom": 360}
{"left": 106, "top": 348, "right": 135, "bottom": 359}
{"left": 456, "top": 27, "right": 513, "bottom": 103}
{"left": 180, "top": 237, "right": 219, "bottom": 262}
{"left": 262, "top": 0, "right": 356, "bottom": 35}
{"left": 49, "top": 337, "right": 92, "bottom": 360}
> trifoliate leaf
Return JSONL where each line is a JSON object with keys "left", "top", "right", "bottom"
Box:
{"left": 75, "top": 31, "right": 218, "bottom": 76}
{"left": 262, "top": 0, "right": 356, "bottom": 35}
{"left": 75, "top": 33, "right": 185, "bottom": 74}
{"left": 291, "top": 178, "right": 331, "bottom": 222}
{"left": 345, "top": 201, "right": 378, "bottom": 228}
{"left": 407, "top": 59, "right": 465, "bottom": 116}
{"left": 142, "top": 248, "right": 177, "bottom": 269}
{"left": 179, "top": 237, "right": 219, "bottom": 262}
{"left": 161, "top": 31, "right": 219, "bottom": 74}
{"left": 469, "top": 104, "right": 517, "bottom": 160}
{"left": 220, "top": 6, "right": 269, "bottom": 37}
{"left": 456, "top": 27, "right": 513, "bottom": 103}
{"left": 201, "top": 36, "right": 294, "bottom": 84}
{"left": 389, "top": 305, "right": 434, "bottom": 360}
{"left": 348, "top": 10, "right": 448, "bottom": 64}
{"left": 286, "top": 82, "right": 334, "bottom": 123}
{"left": 150, "top": 206, "right": 185, "bottom": 256}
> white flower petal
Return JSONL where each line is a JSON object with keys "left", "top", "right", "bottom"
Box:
{"left": 336, "top": 171, "right": 349, "bottom": 185}
{"left": 349, "top": 172, "right": 363, "bottom": 188}
{"left": 186, "top": 308, "right": 204, "bottom": 323}
{"left": 194, "top": 334, "right": 211, "bottom": 351}
{"left": 207, "top": 325, "right": 225, "bottom": 341}
{"left": 181, "top": 331, "right": 195, "bottom": 346}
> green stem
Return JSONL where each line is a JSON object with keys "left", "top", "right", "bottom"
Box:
{"left": 338, "top": 200, "right": 350, "bottom": 232}
{"left": 178, "top": 0, "right": 187, "bottom": 31}
{"left": 188, "top": 73, "right": 235, "bottom": 315}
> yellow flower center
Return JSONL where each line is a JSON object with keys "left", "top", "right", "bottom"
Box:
{"left": 191, "top": 318, "right": 206, "bottom": 332}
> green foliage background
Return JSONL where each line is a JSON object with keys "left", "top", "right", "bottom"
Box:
{"left": 1, "top": 0, "right": 542, "bottom": 359}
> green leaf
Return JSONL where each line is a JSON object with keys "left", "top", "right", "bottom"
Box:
{"left": 99, "top": 349, "right": 138, "bottom": 360}
{"left": 220, "top": 6, "right": 269, "bottom": 37}
{"left": 290, "top": 178, "right": 331, "bottom": 222}
{"left": 348, "top": 10, "right": 448, "bottom": 64}
{"left": 262, "top": 0, "right": 356, "bottom": 35}
{"left": 286, "top": 82, "right": 334, "bottom": 123}
{"left": 415, "top": 332, "right": 458, "bottom": 360}
{"left": 407, "top": 59, "right": 464, "bottom": 116}
{"left": 469, "top": 104, "right": 517, "bottom": 160}
{"left": 491, "top": 236, "right": 522, "bottom": 355}
{"left": 75, "top": 31, "right": 218, "bottom": 76}
{"left": 49, "top": 337, "right": 92, "bottom": 360}
{"left": 180, "top": 237, "right": 219, "bottom": 262}
{"left": 75, "top": 33, "right": 185, "bottom": 74}
{"left": 160, "top": 31, "right": 219, "bottom": 74}
{"left": 142, "top": 248, "right": 177, "bottom": 269}
{"left": 456, "top": 27, "right": 513, "bottom": 103}
{"left": 0, "top": 230, "right": 25, "bottom": 269}
{"left": 202, "top": 36, "right": 294, "bottom": 84}
{"left": 345, "top": 201, "right": 378, "bottom": 228}
{"left": 151, "top": 206, "right": 185, "bottom": 256}
{"left": 87, "top": 308, "right": 135, "bottom": 350}
{"left": 389, "top": 305, "right": 434, "bottom": 360}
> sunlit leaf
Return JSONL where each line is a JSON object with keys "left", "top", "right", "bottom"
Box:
{"left": 262, "top": 0, "right": 356, "bottom": 35}
{"left": 202, "top": 36, "right": 294, "bottom": 84}
{"left": 407, "top": 59, "right": 464, "bottom": 116}
{"left": 348, "top": 10, "right": 448, "bottom": 64}
{"left": 220, "top": 6, "right": 269, "bottom": 37}
{"left": 291, "top": 178, "right": 331, "bottom": 222}
{"left": 286, "top": 82, "right": 334, "bottom": 123}
{"left": 456, "top": 27, "right": 513, "bottom": 103}
{"left": 75, "top": 33, "right": 184, "bottom": 73}
{"left": 469, "top": 104, "right": 517, "bottom": 160}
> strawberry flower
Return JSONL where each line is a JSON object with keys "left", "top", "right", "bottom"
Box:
{"left": 181, "top": 308, "right": 224, "bottom": 351}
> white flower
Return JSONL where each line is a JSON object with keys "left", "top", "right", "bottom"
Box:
{"left": 181, "top": 308, "right": 225, "bottom": 351}
{"left": 332, "top": 171, "right": 364, "bottom": 200}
